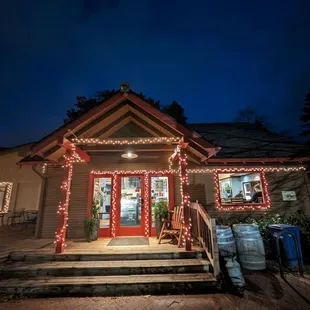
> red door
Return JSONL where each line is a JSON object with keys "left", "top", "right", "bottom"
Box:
{"left": 116, "top": 175, "right": 145, "bottom": 236}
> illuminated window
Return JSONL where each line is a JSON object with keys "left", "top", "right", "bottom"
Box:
{"left": 150, "top": 176, "right": 169, "bottom": 228}
{"left": 0, "top": 182, "right": 13, "bottom": 213}
{"left": 217, "top": 172, "right": 268, "bottom": 206}
{"left": 93, "top": 178, "right": 112, "bottom": 228}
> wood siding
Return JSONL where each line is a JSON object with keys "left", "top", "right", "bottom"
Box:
{"left": 40, "top": 152, "right": 172, "bottom": 238}
{"left": 186, "top": 170, "right": 310, "bottom": 219}
{"left": 40, "top": 166, "right": 63, "bottom": 238}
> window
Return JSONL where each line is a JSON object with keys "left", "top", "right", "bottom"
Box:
{"left": 93, "top": 177, "right": 112, "bottom": 228}
{"left": 216, "top": 171, "right": 269, "bottom": 210}
{"left": 151, "top": 176, "right": 169, "bottom": 228}
{"left": 0, "top": 182, "right": 13, "bottom": 213}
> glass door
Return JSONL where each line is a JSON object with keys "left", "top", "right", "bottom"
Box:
{"left": 117, "top": 175, "right": 144, "bottom": 236}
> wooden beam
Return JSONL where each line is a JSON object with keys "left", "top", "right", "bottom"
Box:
{"left": 58, "top": 137, "right": 90, "bottom": 162}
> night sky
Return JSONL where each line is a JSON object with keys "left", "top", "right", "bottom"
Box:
{"left": 1, "top": 0, "right": 310, "bottom": 147}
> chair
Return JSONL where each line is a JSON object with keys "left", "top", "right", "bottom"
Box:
{"left": 158, "top": 206, "right": 183, "bottom": 247}
{"left": 7, "top": 209, "right": 25, "bottom": 226}
{"left": 23, "top": 211, "right": 38, "bottom": 233}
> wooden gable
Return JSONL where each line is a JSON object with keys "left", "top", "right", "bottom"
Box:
{"left": 27, "top": 88, "right": 218, "bottom": 163}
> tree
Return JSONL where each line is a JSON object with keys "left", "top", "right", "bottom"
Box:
{"left": 234, "top": 106, "right": 271, "bottom": 130}
{"left": 64, "top": 90, "right": 116, "bottom": 123}
{"left": 163, "top": 101, "right": 188, "bottom": 125}
{"left": 64, "top": 90, "right": 188, "bottom": 124}
{"left": 300, "top": 92, "right": 310, "bottom": 137}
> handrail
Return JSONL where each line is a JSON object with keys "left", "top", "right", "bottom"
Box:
{"left": 188, "top": 202, "right": 220, "bottom": 278}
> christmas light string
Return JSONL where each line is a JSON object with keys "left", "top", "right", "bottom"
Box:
{"left": 54, "top": 153, "right": 73, "bottom": 251}
{"left": 111, "top": 173, "right": 118, "bottom": 237}
{"left": 144, "top": 173, "right": 150, "bottom": 237}
{"left": 72, "top": 137, "right": 180, "bottom": 145}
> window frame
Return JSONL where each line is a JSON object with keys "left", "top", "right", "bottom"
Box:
{"left": 214, "top": 170, "right": 270, "bottom": 211}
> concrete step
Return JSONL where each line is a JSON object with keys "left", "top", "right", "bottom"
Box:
{"left": 1, "top": 259, "right": 210, "bottom": 278}
{"left": 9, "top": 251, "right": 204, "bottom": 263}
{"left": 0, "top": 273, "right": 217, "bottom": 297}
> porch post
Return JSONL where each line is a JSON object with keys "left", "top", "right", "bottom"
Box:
{"left": 55, "top": 149, "right": 73, "bottom": 254}
{"left": 179, "top": 148, "right": 191, "bottom": 251}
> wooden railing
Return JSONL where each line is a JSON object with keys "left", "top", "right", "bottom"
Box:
{"left": 187, "top": 202, "right": 220, "bottom": 278}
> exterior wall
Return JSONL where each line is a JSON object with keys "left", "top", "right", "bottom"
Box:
{"left": 40, "top": 151, "right": 172, "bottom": 239}
{"left": 39, "top": 166, "right": 62, "bottom": 238}
{"left": 186, "top": 169, "right": 310, "bottom": 219}
{"left": 266, "top": 171, "right": 310, "bottom": 215}
{"left": 0, "top": 145, "right": 42, "bottom": 222}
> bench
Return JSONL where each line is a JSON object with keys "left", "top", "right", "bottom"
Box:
{"left": 158, "top": 206, "right": 183, "bottom": 247}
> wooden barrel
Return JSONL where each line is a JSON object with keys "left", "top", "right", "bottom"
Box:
{"left": 233, "top": 224, "right": 266, "bottom": 270}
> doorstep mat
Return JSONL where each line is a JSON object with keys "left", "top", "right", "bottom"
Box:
{"left": 107, "top": 237, "right": 149, "bottom": 246}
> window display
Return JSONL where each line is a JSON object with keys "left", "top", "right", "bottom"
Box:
{"left": 151, "top": 176, "right": 169, "bottom": 228}
{"left": 218, "top": 172, "right": 264, "bottom": 204}
{"left": 120, "top": 177, "right": 142, "bottom": 227}
{"left": 93, "top": 177, "right": 111, "bottom": 228}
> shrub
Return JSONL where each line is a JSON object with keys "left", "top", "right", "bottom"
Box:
{"left": 154, "top": 200, "right": 169, "bottom": 220}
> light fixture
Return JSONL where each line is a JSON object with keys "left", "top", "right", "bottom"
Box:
{"left": 121, "top": 152, "right": 138, "bottom": 159}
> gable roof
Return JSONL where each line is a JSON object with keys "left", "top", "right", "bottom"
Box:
{"left": 190, "top": 122, "right": 310, "bottom": 161}
{"left": 29, "top": 89, "right": 217, "bottom": 161}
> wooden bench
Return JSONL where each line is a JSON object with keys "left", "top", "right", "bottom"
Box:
{"left": 158, "top": 206, "right": 183, "bottom": 247}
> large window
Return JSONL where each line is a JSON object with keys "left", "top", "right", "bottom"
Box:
{"left": 0, "top": 182, "right": 12, "bottom": 213}
{"left": 151, "top": 176, "right": 169, "bottom": 228}
{"left": 93, "top": 177, "right": 112, "bottom": 228}
{"left": 217, "top": 172, "right": 267, "bottom": 206}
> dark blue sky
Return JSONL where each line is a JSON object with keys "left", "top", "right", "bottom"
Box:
{"left": 1, "top": 0, "right": 310, "bottom": 147}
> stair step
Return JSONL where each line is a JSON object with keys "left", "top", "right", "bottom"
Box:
{"left": 2, "top": 259, "right": 210, "bottom": 277}
{"left": 0, "top": 273, "right": 216, "bottom": 297}
{"left": 9, "top": 251, "right": 203, "bottom": 262}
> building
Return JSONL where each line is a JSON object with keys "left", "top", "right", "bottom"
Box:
{"left": 1, "top": 84, "right": 309, "bottom": 253}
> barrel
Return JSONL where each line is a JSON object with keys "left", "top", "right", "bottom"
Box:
{"left": 216, "top": 225, "right": 237, "bottom": 257}
{"left": 233, "top": 224, "right": 266, "bottom": 270}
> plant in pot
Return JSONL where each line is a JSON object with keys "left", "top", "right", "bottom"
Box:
{"left": 154, "top": 200, "right": 169, "bottom": 239}
{"left": 84, "top": 200, "right": 100, "bottom": 242}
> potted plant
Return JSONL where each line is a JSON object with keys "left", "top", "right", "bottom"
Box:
{"left": 154, "top": 200, "right": 169, "bottom": 238}
{"left": 84, "top": 200, "right": 100, "bottom": 242}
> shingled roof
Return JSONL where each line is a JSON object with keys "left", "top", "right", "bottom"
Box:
{"left": 190, "top": 122, "right": 309, "bottom": 159}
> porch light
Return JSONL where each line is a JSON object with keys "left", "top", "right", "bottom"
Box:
{"left": 121, "top": 152, "right": 138, "bottom": 159}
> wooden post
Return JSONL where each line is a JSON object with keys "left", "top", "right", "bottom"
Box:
{"left": 55, "top": 149, "right": 73, "bottom": 254}
{"left": 179, "top": 148, "right": 191, "bottom": 251}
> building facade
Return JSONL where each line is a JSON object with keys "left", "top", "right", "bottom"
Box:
{"left": 5, "top": 85, "right": 309, "bottom": 253}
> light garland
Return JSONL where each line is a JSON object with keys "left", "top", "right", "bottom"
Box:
{"left": 42, "top": 163, "right": 47, "bottom": 174}
{"left": 0, "top": 182, "right": 13, "bottom": 213}
{"left": 187, "top": 166, "right": 306, "bottom": 173}
{"left": 144, "top": 173, "right": 150, "bottom": 237}
{"left": 72, "top": 137, "right": 180, "bottom": 145}
{"left": 111, "top": 173, "right": 118, "bottom": 237}
{"left": 91, "top": 169, "right": 174, "bottom": 175}
{"left": 55, "top": 152, "right": 73, "bottom": 253}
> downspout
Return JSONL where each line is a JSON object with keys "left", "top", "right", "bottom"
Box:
{"left": 32, "top": 165, "right": 46, "bottom": 239}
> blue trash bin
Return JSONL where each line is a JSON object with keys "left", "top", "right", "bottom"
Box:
{"left": 268, "top": 224, "right": 303, "bottom": 268}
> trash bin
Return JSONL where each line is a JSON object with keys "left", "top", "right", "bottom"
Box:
{"left": 268, "top": 224, "right": 303, "bottom": 268}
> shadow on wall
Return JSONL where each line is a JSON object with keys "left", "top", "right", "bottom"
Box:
{"left": 188, "top": 184, "right": 206, "bottom": 205}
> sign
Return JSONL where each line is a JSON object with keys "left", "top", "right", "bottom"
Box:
{"left": 282, "top": 191, "right": 297, "bottom": 201}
